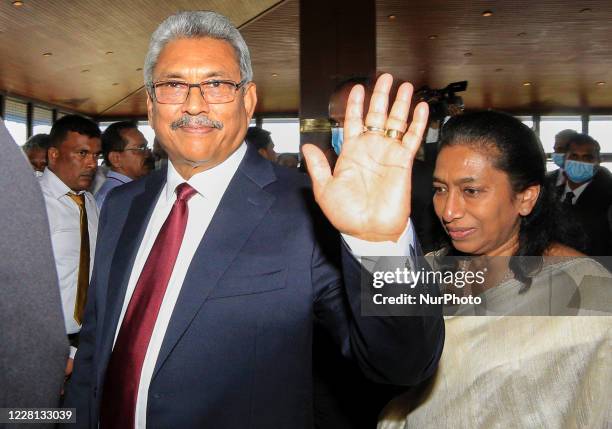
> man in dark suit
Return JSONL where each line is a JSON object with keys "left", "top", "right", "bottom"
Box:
{"left": 553, "top": 133, "right": 612, "bottom": 263}
{"left": 64, "top": 11, "right": 444, "bottom": 429}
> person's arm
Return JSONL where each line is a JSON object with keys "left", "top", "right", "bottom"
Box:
{"left": 0, "top": 119, "right": 68, "bottom": 414}
{"left": 312, "top": 217, "right": 443, "bottom": 387}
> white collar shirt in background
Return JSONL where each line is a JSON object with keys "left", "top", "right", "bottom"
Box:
{"left": 563, "top": 180, "right": 590, "bottom": 205}
{"left": 39, "top": 167, "right": 99, "bottom": 335}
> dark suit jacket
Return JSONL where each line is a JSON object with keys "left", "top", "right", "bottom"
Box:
{"left": 64, "top": 144, "right": 444, "bottom": 429}
{"left": 548, "top": 168, "right": 612, "bottom": 259}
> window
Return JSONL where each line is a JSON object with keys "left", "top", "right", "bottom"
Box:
{"left": 515, "top": 115, "right": 534, "bottom": 130}
{"left": 261, "top": 118, "right": 300, "bottom": 154}
{"left": 3, "top": 98, "right": 28, "bottom": 146}
{"left": 589, "top": 116, "right": 612, "bottom": 172}
{"left": 98, "top": 121, "right": 114, "bottom": 132}
{"left": 539, "top": 116, "right": 582, "bottom": 153}
{"left": 137, "top": 121, "right": 155, "bottom": 148}
{"left": 33, "top": 106, "right": 53, "bottom": 135}
{"left": 539, "top": 116, "right": 582, "bottom": 172}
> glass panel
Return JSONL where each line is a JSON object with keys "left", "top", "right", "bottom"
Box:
{"left": 261, "top": 118, "right": 300, "bottom": 154}
{"left": 539, "top": 116, "right": 582, "bottom": 154}
{"left": 137, "top": 121, "right": 155, "bottom": 148}
{"left": 515, "top": 115, "right": 534, "bottom": 130}
{"left": 588, "top": 115, "right": 612, "bottom": 153}
{"left": 98, "top": 121, "right": 114, "bottom": 132}
{"left": 33, "top": 106, "right": 53, "bottom": 135}
{"left": 4, "top": 98, "right": 28, "bottom": 146}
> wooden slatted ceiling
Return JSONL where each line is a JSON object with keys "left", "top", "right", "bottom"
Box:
{"left": 2, "top": 0, "right": 612, "bottom": 117}
{"left": 0, "top": 0, "right": 282, "bottom": 116}
{"left": 377, "top": 0, "right": 612, "bottom": 112}
{"left": 101, "top": 0, "right": 299, "bottom": 117}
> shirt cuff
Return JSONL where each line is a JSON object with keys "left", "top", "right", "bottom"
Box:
{"left": 69, "top": 346, "right": 77, "bottom": 359}
{"left": 341, "top": 219, "right": 415, "bottom": 258}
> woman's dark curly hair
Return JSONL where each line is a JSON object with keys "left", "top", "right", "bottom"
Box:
{"left": 436, "top": 110, "right": 582, "bottom": 287}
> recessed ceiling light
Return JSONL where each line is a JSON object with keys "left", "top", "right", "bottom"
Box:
{"left": 136, "top": 67, "right": 142, "bottom": 71}
{"left": 112, "top": 83, "right": 119, "bottom": 86}
{"left": 105, "top": 51, "right": 114, "bottom": 55}
{"left": 523, "top": 82, "right": 532, "bottom": 86}
{"left": 81, "top": 69, "right": 90, "bottom": 73}
{"left": 579, "top": 8, "right": 591, "bottom": 13}
{"left": 12, "top": 1, "right": 24, "bottom": 7}
{"left": 517, "top": 32, "right": 527, "bottom": 37}
{"left": 42, "top": 52, "right": 52, "bottom": 57}
{"left": 596, "top": 81, "right": 606, "bottom": 86}
{"left": 482, "top": 10, "right": 493, "bottom": 17}
{"left": 428, "top": 35, "right": 438, "bottom": 40}
{"left": 388, "top": 15, "right": 396, "bottom": 20}
{"left": 495, "top": 68, "right": 504, "bottom": 72}
{"left": 464, "top": 52, "right": 473, "bottom": 57}
{"left": 271, "top": 73, "right": 278, "bottom": 77}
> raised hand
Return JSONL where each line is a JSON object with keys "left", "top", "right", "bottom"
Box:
{"left": 302, "top": 73, "right": 429, "bottom": 242}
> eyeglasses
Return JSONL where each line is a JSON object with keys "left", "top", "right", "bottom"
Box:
{"left": 149, "top": 79, "right": 247, "bottom": 104}
{"left": 124, "top": 145, "right": 150, "bottom": 154}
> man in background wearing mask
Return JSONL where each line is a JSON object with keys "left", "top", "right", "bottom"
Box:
{"left": 559, "top": 133, "right": 612, "bottom": 266}
{"left": 548, "top": 129, "right": 579, "bottom": 187}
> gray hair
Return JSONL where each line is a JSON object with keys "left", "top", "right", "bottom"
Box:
{"left": 144, "top": 11, "right": 253, "bottom": 87}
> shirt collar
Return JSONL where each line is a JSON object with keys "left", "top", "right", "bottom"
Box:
{"left": 40, "top": 167, "right": 86, "bottom": 200}
{"left": 107, "top": 170, "right": 132, "bottom": 183}
{"left": 563, "top": 179, "right": 590, "bottom": 202}
{"left": 165, "top": 142, "right": 247, "bottom": 204}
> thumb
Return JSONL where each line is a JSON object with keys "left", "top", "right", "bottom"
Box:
{"left": 302, "top": 144, "right": 332, "bottom": 197}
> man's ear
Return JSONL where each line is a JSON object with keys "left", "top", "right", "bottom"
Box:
{"left": 108, "top": 151, "right": 122, "bottom": 169}
{"left": 47, "top": 147, "right": 59, "bottom": 165}
{"left": 146, "top": 90, "right": 154, "bottom": 124}
{"left": 517, "top": 184, "right": 540, "bottom": 216}
{"left": 243, "top": 82, "right": 258, "bottom": 124}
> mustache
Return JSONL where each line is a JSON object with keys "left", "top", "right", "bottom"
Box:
{"left": 171, "top": 115, "right": 224, "bottom": 130}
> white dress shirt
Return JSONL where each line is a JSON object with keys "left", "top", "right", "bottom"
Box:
{"left": 563, "top": 180, "right": 590, "bottom": 205}
{"left": 39, "top": 168, "right": 98, "bottom": 336}
{"left": 113, "top": 143, "right": 415, "bottom": 428}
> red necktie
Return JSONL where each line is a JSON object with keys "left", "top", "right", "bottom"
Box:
{"left": 100, "top": 183, "right": 197, "bottom": 428}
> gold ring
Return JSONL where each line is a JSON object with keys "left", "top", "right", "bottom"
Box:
{"left": 384, "top": 129, "right": 404, "bottom": 140}
{"left": 364, "top": 125, "right": 385, "bottom": 134}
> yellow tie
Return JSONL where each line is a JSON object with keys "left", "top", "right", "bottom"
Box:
{"left": 67, "top": 193, "right": 90, "bottom": 324}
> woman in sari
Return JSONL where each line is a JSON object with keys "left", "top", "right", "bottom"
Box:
{"left": 379, "top": 111, "right": 611, "bottom": 428}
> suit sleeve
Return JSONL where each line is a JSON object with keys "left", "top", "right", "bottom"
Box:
{"left": 0, "top": 119, "right": 68, "bottom": 418}
{"left": 312, "top": 216, "right": 444, "bottom": 387}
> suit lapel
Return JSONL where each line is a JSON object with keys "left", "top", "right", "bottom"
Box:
{"left": 97, "top": 169, "right": 166, "bottom": 380}
{"left": 152, "top": 146, "right": 277, "bottom": 379}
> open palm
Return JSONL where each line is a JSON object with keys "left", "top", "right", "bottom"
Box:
{"left": 303, "top": 74, "right": 429, "bottom": 242}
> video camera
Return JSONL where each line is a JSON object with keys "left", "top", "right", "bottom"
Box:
{"left": 415, "top": 81, "right": 468, "bottom": 121}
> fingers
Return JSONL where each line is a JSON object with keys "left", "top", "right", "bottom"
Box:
{"left": 302, "top": 144, "right": 332, "bottom": 197}
{"left": 364, "top": 74, "right": 393, "bottom": 130}
{"left": 385, "top": 82, "right": 413, "bottom": 134}
{"left": 402, "top": 101, "right": 429, "bottom": 156}
{"left": 344, "top": 84, "right": 365, "bottom": 140}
